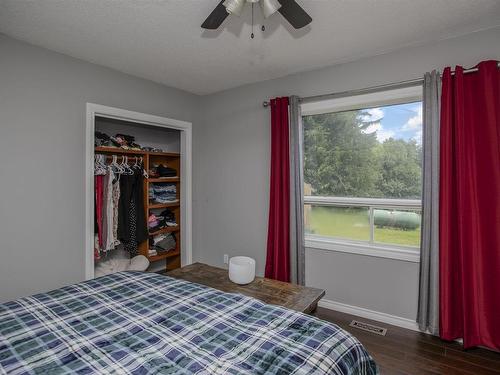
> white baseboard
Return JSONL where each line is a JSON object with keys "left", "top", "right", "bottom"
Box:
{"left": 318, "top": 299, "right": 421, "bottom": 332}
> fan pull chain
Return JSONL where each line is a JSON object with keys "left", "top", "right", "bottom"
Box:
{"left": 251, "top": 3, "right": 254, "bottom": 39}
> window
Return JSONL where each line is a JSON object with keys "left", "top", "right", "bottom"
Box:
{"left": 302, "top": 86, "right": 422, "bottom": 260}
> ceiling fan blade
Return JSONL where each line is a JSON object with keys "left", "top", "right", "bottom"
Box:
{"left": 277, "top": 0, "right": 312, "bottom": 29}
{"left": 201, "top": 0, "right": 229, "bottom": 29}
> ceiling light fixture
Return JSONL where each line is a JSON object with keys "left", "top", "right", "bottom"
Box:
{"left": 204, "top": 0, "right": 311, "bottom": 39}
{"left": 202, "top": 0, "right": 312, "bottom": 31}
{"left": 223, "top": 0, "right": 280, "bottom": 19}
{"left": 222, "top": 0, "right": 246, "bottom": 17}
{"left": 223, "top": 0, "right": 281, "bottom": 38}
{"left": 260, "top": 0, "right": 281, "bottom": 18}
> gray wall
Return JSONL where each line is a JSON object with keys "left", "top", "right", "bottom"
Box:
{"left": 0, "top": 34, "right": 198, "bottom": 302}
{"left": 193, "top": 27, "right": 500, "bottom": 320}
{"left": 305, "top": 250, "right": 419, "bottom": 319}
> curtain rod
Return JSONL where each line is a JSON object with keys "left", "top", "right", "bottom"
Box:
{"left": 262, "top": 62, "right": 500, "bottom": 108}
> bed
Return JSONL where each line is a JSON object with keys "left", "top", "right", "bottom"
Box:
{"left": 0, "top": 272, "right": 378, "bottom": 374}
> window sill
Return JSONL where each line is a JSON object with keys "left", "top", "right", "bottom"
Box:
{"left": 305, "top": 236, "right": 420, "bottom": 263}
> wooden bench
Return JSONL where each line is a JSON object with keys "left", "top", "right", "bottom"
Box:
{"left": 167, "top": 262, "right": 325, "bottom": 314}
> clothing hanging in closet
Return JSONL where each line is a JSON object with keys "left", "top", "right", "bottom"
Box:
{"left": 94, "top": 155, "right": 147, "bottom": 259}
{"left": 118, "top": 167, "right": 148, "bottom": 256}
{"left": 95, "top": 176, "right": 104, "bottom": 247}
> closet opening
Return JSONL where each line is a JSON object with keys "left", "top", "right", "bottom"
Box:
{"left": 85, "top": 104, "right": 192, "bottom": 279}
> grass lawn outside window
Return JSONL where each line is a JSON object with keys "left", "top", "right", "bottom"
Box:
{"left": 305, "top": 205, "right": 421, "bottom": 248}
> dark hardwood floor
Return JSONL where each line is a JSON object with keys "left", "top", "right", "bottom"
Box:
{"left": 315, "top": 307, "right": 500, "bottom": 375}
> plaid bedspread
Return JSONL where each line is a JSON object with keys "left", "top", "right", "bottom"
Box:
{"left": 0, "top": 272, "right": 378, "bottom": 374}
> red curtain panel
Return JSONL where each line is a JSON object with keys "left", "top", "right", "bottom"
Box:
{"left": 439, "top": 60, "right": 500, "bottom": 350}
{"left": 265, "top": 97, "right": 291, "bottom": 282}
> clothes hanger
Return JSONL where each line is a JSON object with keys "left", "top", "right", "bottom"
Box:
{"left": 137, "top": 156, "right": 149, "bottom": 178}
{"left": 93, "top": 155, "right": 100, "bottom": 175}
{"left": 110, "top": 155, "right": 117, "bottom": 173}
{"left": 94, "top": 155, "right": 106, "bottom": 175}
{"left": 123, "top": 156, "right": 134, "bottom": 175}
{"left": 110, "top": 155, "right": 117, "bottom": 172}
{"left": 127, "top": 156, "right": 134, "bottom": 175}
{"left": 106, "top": 156, "right": 113, "bottom": 172}
{"left": 99, "top": 155, "right": 107, "bottom": 174}
{"left": 120, "top": 156, "right": 128, "bottom": 174}
{"left": 108, "top": 155, "right": 121, "bottom": 182}
{"left": 112, "top": 155, "right": 124, "bottom": 174}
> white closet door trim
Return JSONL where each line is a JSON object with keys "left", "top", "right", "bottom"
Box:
{"left": 85, "top": 103, "right": 193, "bottom": 280}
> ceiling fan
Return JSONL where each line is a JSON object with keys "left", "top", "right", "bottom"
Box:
{"left": 201, "top": 0, "right": 312, "bottom": 31}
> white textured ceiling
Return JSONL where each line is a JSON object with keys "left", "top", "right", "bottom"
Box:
{"left": 1, "top": 0, "right": 499, "bottom": 95}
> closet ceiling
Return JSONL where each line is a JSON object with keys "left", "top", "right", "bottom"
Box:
{"left": 1, "top": 0, "right": 499, "bottom": 95}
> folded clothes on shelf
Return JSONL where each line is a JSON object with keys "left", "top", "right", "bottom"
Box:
{"left": 149, "top": 164, "right": 177, "bottom": 178}
{"left": 148, "top": 168, "right": 160, "bottom": 178}
{"left": 114, "top": 134, "right": 142, "bottom": 150}
{"left": 94, "top": 131, "right": 142, "bottom": 150}
{"left": 148, "top": 214, "right": 164, "bottom": 231}
{"left": 161, "top": 209, "right": 177, "bottom": 227}
{"left": 95, "top": 131, "right": 119, "bottom": 147}
{"left": 148, "top": 209, "right": 177, "bottom": 233}
{"left": 157, "top": 165, "right": 177, "bottom": 177}
{"left": 149, "top": 183, "right": 177, "bottom": 203}
{"left": 142, "top": 146, "right": 164, "bottom": 153}
{"left": 150, "top": 232, "right": 176, "bottom": 253}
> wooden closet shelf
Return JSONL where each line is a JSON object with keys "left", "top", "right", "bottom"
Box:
{"left": 149, "top": 152, "right": 180, "bottom": 158}
{"left": 95, "top": 146, "right": 180, "bottom": 158}
{"left": 148, "top": 177, "right": 180, "bottom": 183}
{"left": 148, "top": 201, "right": 180, "bottom": 209}
{"left": 149, "top": 226, "right": 180, "bottom": 236}
{"left": 148, "top": 250, "right": 180, "bottom": 262}
{"left": 95, "top": 147, "right": 145, "bottom": 155}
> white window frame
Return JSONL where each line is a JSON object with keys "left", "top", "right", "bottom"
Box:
{"left": 302, "top": 85, "right": 423, "bottom": 263}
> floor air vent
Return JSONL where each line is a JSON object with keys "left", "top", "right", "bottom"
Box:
{"left": 349, "top": 320, "right": 387, "bottom": 336}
